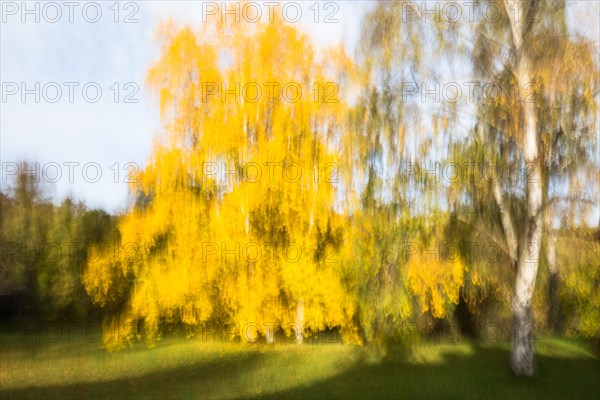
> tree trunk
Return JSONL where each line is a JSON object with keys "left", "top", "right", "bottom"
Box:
{"left": 546, "top": 219, "right": 561, "bottom": 334}
{"left": 295, "top": 299, "right": 304, "bottom": 344}
{"left": 502, "top": 0, "right": 544, "bottom": 373}
{"left": 548, "top": 269, "right": 561, "bottom": 333}
{"left": 265, "top": 323, "right": 275, "bottom": 344}
{"left": 511, "top": 56, "right": 542, "bottom": 377}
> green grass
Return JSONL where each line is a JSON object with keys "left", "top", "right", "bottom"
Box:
{"left": 0, "top": 333, "right": 598, "bottom": 399}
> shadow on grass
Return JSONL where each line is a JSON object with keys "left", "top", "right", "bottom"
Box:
{"left": 250, "top": 344, "right": 600, "bottom": 400}
{"left": 1, "top": 342, "right": 598, "bottom": 400}
{"left": 0, "top": 350, "right": 267, "bottom": 400}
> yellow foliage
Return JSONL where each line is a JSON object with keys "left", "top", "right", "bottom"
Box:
{"left": 84, "top": 16, "right": 358, "bottom": 347}
{"left": 406, "top": 242, "right": 465, "bottom": 319}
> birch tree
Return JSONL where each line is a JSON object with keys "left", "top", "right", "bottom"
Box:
{"left": 358, "top": 0, "right": 598, "bottom": 375}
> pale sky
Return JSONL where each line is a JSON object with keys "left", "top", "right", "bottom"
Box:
{"left": 0, "top": 1, "right": 372, "bottom": 212}
{"left": 1, "top": 1, "right": 598, "bottom": 219}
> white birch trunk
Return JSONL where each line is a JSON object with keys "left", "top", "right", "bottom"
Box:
{"left": 502, "top": 0, "right": 543, "bottom": 377}
{"left": 265, "top": 323, "right": 275, "bottom": 344}
{"left": 511, "top": 57, "right": 542, "bottom": 377}
{"left": 295, "top": 299, "right": 304, "bottom": 344}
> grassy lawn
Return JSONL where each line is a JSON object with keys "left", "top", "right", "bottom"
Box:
{"left": 0, "top": 334, "right": 598, "bottom": 399}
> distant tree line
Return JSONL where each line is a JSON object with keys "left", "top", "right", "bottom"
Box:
{"left": 0, "top": 168, "right": 115, "bottom": 323}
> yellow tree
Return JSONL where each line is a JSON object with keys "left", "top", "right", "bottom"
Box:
{"left": 84, "top": 14, "right": 357, "bottom": 347}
